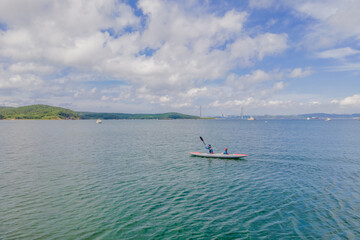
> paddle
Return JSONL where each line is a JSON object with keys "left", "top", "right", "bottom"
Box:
{"left": 200, "top": 136, "right": 206, "bottom": 146}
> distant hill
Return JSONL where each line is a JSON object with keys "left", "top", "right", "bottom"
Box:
{"left": 0, "top": 104, "right": 200, "bottom": 120}
{"left": 216, "top": 113, "right": 360, "bottom": 120}
{"left": 1, "top": 105, "right": 359, "bottom": 120}
{"left": 0, "top": 105, "right": 79, "bottom": 120}
{"left": 78, "top": 111, "right": 199, "bottom": 120}
{"left": 298, "top": 113, "right": 360, "bottom": 119}
{"left": 255, "top": 113, "right": 360, "bottom": 120}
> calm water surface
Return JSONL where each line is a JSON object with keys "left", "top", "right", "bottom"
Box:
{"left": 1, "top": 120, "right": 360, "bottom": 239}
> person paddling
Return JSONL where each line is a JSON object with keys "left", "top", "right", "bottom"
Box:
{"left": 223, "top": 148, "right": 228, "bottom": 154}
{"left": 206, "top": 144, "right": 214, "bottom": 154}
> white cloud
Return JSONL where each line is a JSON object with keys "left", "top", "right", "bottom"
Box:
{"left": 317, "top": 47, "right": 360, "bottom": 59}
{"left": 211, "top": 98, "right": 255, "bottom": 108}
{"left": 338, "top": 94, "right": 360, "bottom": 106}
{"left": 8, "top": 62, "right": 55, "bottom": 75}
{"left": 234, "top": 70, "right": 273, "bottom": 84}
{"left": 230, "top": 33, "right": 288, "bottom": 65}
{"left": 309, "top": 100, "right": 320, "bottom": 105}
{"left": 210, "top": 97, "right": 292, "bottom": 110}
{"left": 207, "top": 96, "right": 354, "bottom": 115}
{"left": 182, "top": 87, "right": 208, "bottom": 98}
{"left": 1, "top": 0, "right": 333, "bottom": 115}
{"left": 259, "top": 81, "right": 285, "bottom": 97}
{"left": 101, "top": 96, "right": 110, "bottom": 101}
{"left": 226, "top": 69, "right": 280, "bottom": 91}
{"left": 226, "top": 67, "right": 310, "bottom": 93}
{"left": 0, "top": 0, "right": 140, "bottom": 64}
{"left": 159, "top": 95, "right": 171, "bottom": 103}
{"left": 273, "top": 81, "right": 284, "bottom": 91}
{"left": 90, "top": 88, "right": 97, "bottom": 94}
{"left": 0, "top": 73, "right": 43, "bottom": 90}
{"left": 288, "top": 68, "right": 313, "bottom": 78}
{"left": 249, "top": 0, "right": 275, "bottom": 9}
{"left": 266, "top": 100, "right": 285, "bottom": 106}
{"left": 324, "top": 63, "right": 360, "bottom": 72}
{"left": 289, "top": 0, "right": 360, "bottom": 50}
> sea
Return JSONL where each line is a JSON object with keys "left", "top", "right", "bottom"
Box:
{"left": 1, "top": 119, "right": 360, "bottom": 239}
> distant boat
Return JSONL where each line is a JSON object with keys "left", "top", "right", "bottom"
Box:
{"left": 248, "top": 117, "right": 255, "bottom": 121}
{"left": 306, "top": 117, "right": 310, "bottom": 120}
{"left": 96, "top": 119, "right": 102, "bottom": 124}
{"left": 325, "top": 118, "right": 331, "bottom": 121}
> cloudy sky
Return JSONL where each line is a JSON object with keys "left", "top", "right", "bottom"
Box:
{"left": 1, "top": 0, "right": 360, "bottom": 116}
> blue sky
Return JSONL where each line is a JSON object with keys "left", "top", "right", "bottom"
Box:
{"left": 0, "top": 0, "right": 360, "bottom": 116}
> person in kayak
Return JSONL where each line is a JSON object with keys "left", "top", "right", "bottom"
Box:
{"left": 223, "top": 148, "right": 228, "bottom": 154}
{"left": 206, "top": 144, "right": 214, "bottom": 154}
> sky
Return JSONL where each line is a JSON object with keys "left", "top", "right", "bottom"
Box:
{"left": 0, "top": 0, "right": 360, "bottom": 116}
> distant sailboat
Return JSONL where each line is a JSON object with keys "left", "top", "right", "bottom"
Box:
{"left": 96, "top": 119, "right": 102, "bottom": 124}
{"left": 325, "top": 118, "right": 331, "bottom": 121}
{"left": 248, "top": 116, "right": 255, "bottom": 121}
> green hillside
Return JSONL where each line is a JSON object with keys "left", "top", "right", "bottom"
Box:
{"left": 0, "top": 105, "right": 80, "bottom": 120}
{"left": 78, "top": 111, "right": 199, "bottom": 120}
{"left": 0, "top": 105, "right": 199, "bottom": 120}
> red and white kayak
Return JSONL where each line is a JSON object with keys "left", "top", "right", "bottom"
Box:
{"left": 190, "top": 152, "right": 248, "bottom": 159}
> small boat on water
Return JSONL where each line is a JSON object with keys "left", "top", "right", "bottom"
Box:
{"left": 96, "top": 119, "right": 102, "bottom": 124}
{"left": 248, "top": 117, "right": 255, "bottom": 121}
{"left": 325, "top": 117, "right": 331, "bottom": 121}
{"left": 190, "top": 152, "right": 248, "bottom": 159}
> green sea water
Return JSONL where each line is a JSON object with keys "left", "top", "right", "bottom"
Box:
{"left": 1, "top": 119, "right": 360, "bottom": 239}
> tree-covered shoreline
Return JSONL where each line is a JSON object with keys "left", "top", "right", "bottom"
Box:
{"left": 0, "top": 105, "right": 80, "bottom": 120}
{"left": 77, "top": 111, "right": 199, "bottom": 120}
{"left": 0, "top": 105, "right": 200, "bottom": 120}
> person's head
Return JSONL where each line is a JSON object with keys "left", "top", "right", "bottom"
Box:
{"left": 225, "top": 148, "right": 228, "bottom": 151}
{"left": 208, "top": 144, "right": 211, "bottom": 147}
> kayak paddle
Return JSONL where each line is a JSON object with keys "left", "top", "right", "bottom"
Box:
{"left": 200, "top": 136, "right": 206, "bottom": 145}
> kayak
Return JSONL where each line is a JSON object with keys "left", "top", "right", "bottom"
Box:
{"left": 190, "top": 152, "right": 248, "bottom": 159}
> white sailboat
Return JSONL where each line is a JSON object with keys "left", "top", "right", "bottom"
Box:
{"left": 96, "top": 119, "right": 102, "bottom": 124}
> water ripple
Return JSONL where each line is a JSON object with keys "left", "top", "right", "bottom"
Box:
{"left": 1, "top": 120, "right": 360, "bottom": 239}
